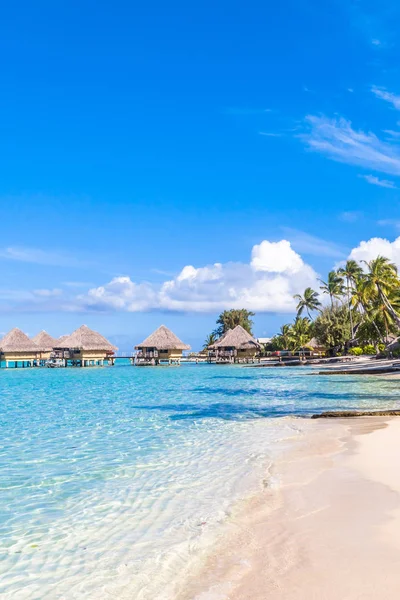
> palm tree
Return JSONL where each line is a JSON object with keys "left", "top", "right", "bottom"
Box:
{"left": 293, "top": 287, "right": 321, "bottom": 318}
{"left": 319, "top": 270, "right": 345, "bottom": 307}
{"left": 288, "top": 317, "right": 312, "bottom": 353}
{"left": 350, "top": 276, "right": 385, "bottom": 345}
{"left": 203, "top": 332, "right": 217, "bottom": 349}
{"left": 338, "top": 260, "right": 363, "bottom": 338}
{"left": 363, "top": 256, "right": 400, "bottom": 330}
{"left": 277, "top": 324, "right": 292, "bottom": 350}
{"left": 371, "top": 290, "right": 400, "bottom": 344}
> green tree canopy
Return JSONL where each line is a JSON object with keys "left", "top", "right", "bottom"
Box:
{"left": 293, "top": 287, "right": 321, "bottom": 318}
{"left": 288, "top": 317, "right": 313, "bottom": 351}
{"left": 203, "top": 332, "right": 217, "bottom": 349}
{"left": 214, "top": 309, "right": 255, "bottom": 337}
{"left": 319, "top": 270, "right": 345, "bottom": 307}
{"left": 313, "top": 305, "right": 351, "bottom": 355}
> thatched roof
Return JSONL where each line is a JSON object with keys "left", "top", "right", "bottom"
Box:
{"left": 209, "top": 328, "right": 232, "bottom": 349}
{"left": 58, "top": 335, "right": 69, "bottom": 344}
{"left": 210, "top": 325, "right": 261, "bottom": 350}
{"left": 135, "top": 325, "right": 190, "bottom": 350}
{"left": 56, "top": 325, "right": 118, "bottom": 351}
{"left": 0, "top": 328, "right": 42, "bottom": 353}
{"left": 32, "top": 330, "right": 59, "bottom": 351}
{"left": 308, "top": 337, "right": 325, "bottom": 350}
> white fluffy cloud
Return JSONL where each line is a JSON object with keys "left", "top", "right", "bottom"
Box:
{"left": 349, "top": 236, "right": 400, "bottom": 266}
{"left": 78, "top": 240, "right": 320, "bottom": 314}
{"left": 82, "top": 277, "right": 157, "bottom": 311}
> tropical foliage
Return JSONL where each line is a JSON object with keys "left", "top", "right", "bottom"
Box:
{"left": 204, "top": 255, "right": 400, "bottom": 357}
{"left": 270, "top": 254, "right": 400, "bottom": 356}
{"left": 203, "top": 332, "right": 217, "bottom": 349}
{"left": 214, "top": 309, "right": 255, "bottom": 337}
{"left": 293, "top": 287, "right": 321, "bottom": 318}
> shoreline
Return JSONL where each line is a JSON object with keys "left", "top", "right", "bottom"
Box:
{"left": 176, "top": 416, "right": 400, "bottom": 599}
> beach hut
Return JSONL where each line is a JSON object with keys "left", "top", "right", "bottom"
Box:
{"left": 55, "top": 325, "right": 117, "bottom": 367}
{"left": 0, "top": 328, "right": 43, "bottom": 368}
{"left": 209, "top": 325, "right": 261, "bottom": 363}
{"left": 134, "top": 325, "right": 190, "bottom": 365}
{"left": 307, "top": 338, "right": 326, "bottom": 356}
{"left": 32, "top": 330, "right": 59, "bottom": 361}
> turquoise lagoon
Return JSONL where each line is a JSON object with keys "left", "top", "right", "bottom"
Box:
{"left": 1, "top": 362, "right": 400, "bottom": 599}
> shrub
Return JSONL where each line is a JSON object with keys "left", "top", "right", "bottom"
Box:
{"left": 362, "top": 344, "right": 376, "bottom": 355}
{"left": 378, "top": 343, "right": 386, "bottom": 353}
{"left": 349, "top": 347, "right": 363, "bottom": 356}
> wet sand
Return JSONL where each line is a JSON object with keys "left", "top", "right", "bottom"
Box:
{"left": 178, "top": 417, "right": 400, "bottom": 599}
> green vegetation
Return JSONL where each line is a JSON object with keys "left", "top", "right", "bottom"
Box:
{"left": 203, "top": 332, "right": 217, "bottom": 350}
{"left": 213, "top": 309, "right": 255, "bottom": 337}
{"left": 293, "top": 287, "right": 321, "bottom": 318}
{"left": 202, "top": 255, "right": 400, "bottom": 358}
{"left": 348, "top": 347, "right": 363, "bottom": 356}
{"left": 269, "top": 255, "right": 400, "bottom": 356}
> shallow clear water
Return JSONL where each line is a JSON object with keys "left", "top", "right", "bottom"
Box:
{"left": 1, "top": 362, "right": 400, "bottom": 599}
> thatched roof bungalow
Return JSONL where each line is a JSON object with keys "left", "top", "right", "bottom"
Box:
{"left": 0, "top": 328, "right": 43, "bottom": 367}
{"left": 32, "top": 330, "right": 60, "bottom": 359}
{"left": 135, "top": 325, "right": 190, "bottom": 365}
{"left": 209, "top": 325, "right": 261, "bottom": 363}
{"left": 56, "top": 325, "right": 117, "bottom": 366}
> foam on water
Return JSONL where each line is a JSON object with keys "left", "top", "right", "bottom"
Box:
{"left": 1, "top": 363, "right": 400, "bottom": 598}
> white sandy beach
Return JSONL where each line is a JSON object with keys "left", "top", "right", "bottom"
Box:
{"left": 177, "top": 416, "right": 400, "bottom": 599}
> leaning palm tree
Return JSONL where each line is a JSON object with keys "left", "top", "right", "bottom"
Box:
{"left": 293, "top": 287, "right": 321, "bottom": 318}
{"left": 351, "top": 276, "right": 385, "bottom": 345}
{"left": 319, "top": 270, "right": 345, "bottom": 307}
{"left": 338, "top": 260, "right": 363, "bottom": 338}
{"left": 203, "top": 332, "right": 217, "bottom": 349}
{"left": 371, "top": 290, "right": 400, "bottom": 344}
{"left": 363, "top": 256, "right": 400, "bottom": 329}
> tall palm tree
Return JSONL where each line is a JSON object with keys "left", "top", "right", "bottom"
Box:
{"left": 363, "top": 256, "right": 400, "bottom": 329}
{"left": 319, "top": 270, "right": 345, "bottom": 307}
{"left": 338, "top": 260, "right": 363, "bottom": 338}
{"left": 371, "top": 290, "right": 400, "bottom": 344}
{"left": 350, "top": 276, "right": 385, "bottom": 345}
{"left": 293, "top": 287, "right": 321, "bottom": 318}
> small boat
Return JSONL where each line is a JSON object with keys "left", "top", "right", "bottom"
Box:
{"left": 45, "top": 359, "right": 64, "bottom": 368}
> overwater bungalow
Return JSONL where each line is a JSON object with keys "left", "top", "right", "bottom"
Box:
{"left": 0, "top": 328, "right": 43, "bottom": 368}
{"left": 134, "top": 325, "right": 190, "bottom": 365}
{"left": 32, "top": 330, "right": 60, "bottom": 362}
{"left": 208, "top": 325, "right": 261, "bottom": 363}
{"left": 55, "top": 325, "right": 117, "bottom": 367}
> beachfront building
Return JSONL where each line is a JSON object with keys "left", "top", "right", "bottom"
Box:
{"left": 55, "top": 325, "right": 117, "bottom": 367}
{"left": 134, "top": 325, "right": 190, "bottom": 365}
{"left": 307, "top": 338, "right": 326, "bottom": 357}
{"left": 208, "top": 325, "right": 261, "bottom": 364}
{"left": 32, "top": 330, "right": 60, "bottom": 362}
{"left": 0, "top": 328, "right": 43, "bottom": 368}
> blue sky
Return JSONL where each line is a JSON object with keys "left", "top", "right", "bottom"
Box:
{"left": 3, "top": 0, "right": 400, "bottom": 350}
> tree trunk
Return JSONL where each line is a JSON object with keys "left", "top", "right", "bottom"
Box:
{"left": 360, "top": 299, "right": 385, "bottom": 345}
{"left": 377, "top": 285, "right": 400, "bottom": 330}
{"left": 347, "top": 277, "right": 354, "bottom": 340}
